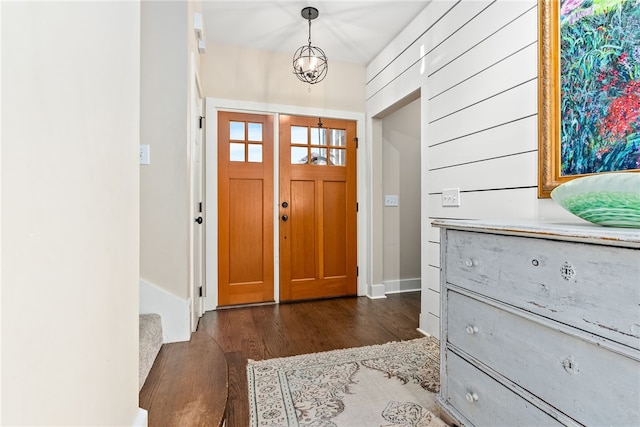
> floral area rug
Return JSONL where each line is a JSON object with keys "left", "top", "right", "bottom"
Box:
{"left": 247, "top": 337, "right": 447, "bottom": 427}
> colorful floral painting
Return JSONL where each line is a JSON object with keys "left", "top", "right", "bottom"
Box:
{"left": 560, "top": 0, "right": 640, "bottom": 176}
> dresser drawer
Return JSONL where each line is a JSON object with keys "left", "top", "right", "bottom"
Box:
{"left": 447, "top": 290, "right": 640, "bottom": 427}
{"left": 445, "top": 230, "right": 640, "bottom": 350}
{"left": 444, "top": 350, "right": 563, "bottom": 427}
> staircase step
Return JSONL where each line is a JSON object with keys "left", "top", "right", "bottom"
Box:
{"left": 139, "top": 313, "right": 163, "bottom": 391}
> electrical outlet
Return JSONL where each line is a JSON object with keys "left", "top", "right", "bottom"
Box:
{"left": 442, "top": 188, "right": 460, "bottom": 207}
{"left": 384, "top": 195, "right": 399, "bottom": 207}
{"left": 140, "top": 144, "right": 150, "bottom": 165}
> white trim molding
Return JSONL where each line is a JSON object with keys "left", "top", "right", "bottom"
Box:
{"left": 383, "top": 278, "right": 421, "bottom": 294}
{"left": 367, "top": 283, "right": 387, "bottom": 299}
{"left": 133, "top": 408, "right": 148, "bottom": 427}
{"left": 139, "top": 278, "right": 191, "bottom": 343}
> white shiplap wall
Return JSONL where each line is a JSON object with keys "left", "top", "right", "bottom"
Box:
{"left": 366, "top": 0, "right": 540, "bottom": 337}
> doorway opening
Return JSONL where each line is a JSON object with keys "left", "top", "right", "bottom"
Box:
{"left": 215, "top": 110, "right": 358, "bottom": 307}
{"left": 380, "top": 98, "right": 422, "bottom": 295}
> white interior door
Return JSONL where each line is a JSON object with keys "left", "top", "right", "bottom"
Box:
{"left": 190, "top": 56, "right": 205, "bottom": 331}
{"left": 194, "top": 100, "right": 205, "bottom": 319}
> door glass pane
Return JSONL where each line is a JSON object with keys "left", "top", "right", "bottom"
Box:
{"left": 291, "top": 146, "right": 308, "bottom": 164}
{"left": 330, "top": 129, "right": 346, "bottom": 147}
{"left": 310, "top": 128, "right": 326, "bottom": 146}
{"left": 310, "top": 148, "right": 328, "bottom": 165}
{"left": 248, "top": 144, "right": 262, "bottom": 162}
{"left": 230, "top": 143, "right": 245, "bottom": 162}
{"left": 330, "top": 148, "right": 346, "bottom": 166}
{"left": 291, "top": 126, "right": 308, "bottom": 144}
{"left": 230, "top": 121, "right": 245, "bottom": 140}
{"left": 248, "top": 123, "right": 262, "bottom": 141}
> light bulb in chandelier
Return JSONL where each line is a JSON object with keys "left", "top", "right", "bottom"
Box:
{"left": 292, "top": 7, "right": 328, "bottom": 85}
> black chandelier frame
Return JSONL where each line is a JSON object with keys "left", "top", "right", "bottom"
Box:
{"left": 292, "top": 7, "right": 328, "bottom": 85}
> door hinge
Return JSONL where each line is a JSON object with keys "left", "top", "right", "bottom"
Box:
{"left": 354, "top": 137, "right": 358, "bottom": 148}
{"left": 357, "top": 266, "right": 359, "bottom": 276}
{"left": 356, "top": 202, "right": 359, "bottom": 212}
{"left": 198, "top": 286, "right": 203, "bottom": 297}
{"left": 199, "top": 116, "right": 204, "bottom": 129}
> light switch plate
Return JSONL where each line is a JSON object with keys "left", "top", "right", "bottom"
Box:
{"left": 140, "top": 144, "right": 150, "bottom": 165}
{"left": 442, "top": 188, "right": 460, "bottom": 207}
{"left": 384, "top": 195, "right": 399, "bottom": 207}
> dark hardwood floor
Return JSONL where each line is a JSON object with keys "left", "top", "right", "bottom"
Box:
{"left": 140, "top": 292, "right": 425, "bottom": 427}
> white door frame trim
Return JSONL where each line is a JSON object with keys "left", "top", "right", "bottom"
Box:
{"left": 188, "top": 53, "right": 205, "bottom": 330}
{"left": 204, "top": 98, "right": 368, "bottom": 311}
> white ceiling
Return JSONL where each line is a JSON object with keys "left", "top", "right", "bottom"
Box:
{"left": 201, "top": 1, "right": 430, "bottom": 65}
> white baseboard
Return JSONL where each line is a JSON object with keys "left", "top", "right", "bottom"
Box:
{"left": 368, "top": 278, "right": 421, "bottom": 299}
{"left": 139, "top": 278, "right": 191, "bottom": 343}
{"left": 368, "top": 283, "right": 387, "bottom": 299}
{"left": 133, "top": 408, "right": 148, "bottom": 427}
{"left": 416, "top": 328, "right": 433, "bottom": 338}
{"left": 383, "top": 278, "right": 421, "bottom": 294}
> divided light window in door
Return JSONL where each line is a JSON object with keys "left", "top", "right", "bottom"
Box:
{"left": 290, "top": 124, "right": 346, "bottom": 166}
{"left": 229, "top": 121, "right": 263, "bottom": 163}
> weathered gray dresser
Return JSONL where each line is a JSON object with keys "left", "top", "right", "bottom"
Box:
{"left": 432, "top": 220, "right": 640, "bottom": 427}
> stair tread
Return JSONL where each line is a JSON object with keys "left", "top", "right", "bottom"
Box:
{"left": 139, "top": 313, "right": 163, "bottom": 391}
{"left": 139, "top": 331, "right": 228, "bottom": 427}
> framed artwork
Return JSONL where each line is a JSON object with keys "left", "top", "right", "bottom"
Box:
{"left": 538, "top": 0, "right": 640, "bottom": 198}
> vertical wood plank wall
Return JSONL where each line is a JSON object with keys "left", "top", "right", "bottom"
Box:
{"left": 366, "top": 0, "right": 539, "bottom": 337}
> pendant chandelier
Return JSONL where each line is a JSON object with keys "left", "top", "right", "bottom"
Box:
{"left": 292, "top": 7, "right": 328, "bottom": 85}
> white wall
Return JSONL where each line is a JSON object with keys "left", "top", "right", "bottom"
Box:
{"left": 201, "top": 42, "right": 366, "bottom": 112}
{"left": 382, "top": 98, "right": 422, "bottom": 293}
{"left": 366, "top": 0, "right": 577, "bottom": 337}
{"left": 140, "top": 1, "right": 204, "bottom": 342}
{"left": 140, "top": 1, "right": 189, "bottom": 301}
{"left": 1, "top": 2, "right": 142, "bottom": 425}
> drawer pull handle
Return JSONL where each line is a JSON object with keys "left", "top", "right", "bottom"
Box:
{"left": 465, "top": 392, "right": 479, "bottom": 403}
{"left": 465, "top": 325, "right": 479, "bottom": 335}
{"left": 464, "top": 258, "right": 477, "bottom": 267}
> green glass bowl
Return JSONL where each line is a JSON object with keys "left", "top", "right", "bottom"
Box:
{"left": 550, "top": 173, "right": 640, "bottom": 228}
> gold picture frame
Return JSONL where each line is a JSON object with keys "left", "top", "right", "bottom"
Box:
{"left": 538, "top": 0, "right": 561, "bottom": 198}
{"left": 538, "top": 0, "right": 640, "bottom": 198}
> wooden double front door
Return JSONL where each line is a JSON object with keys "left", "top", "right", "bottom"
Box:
{"left": 218, "top": 112, "right": 357, "bottom": 306}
